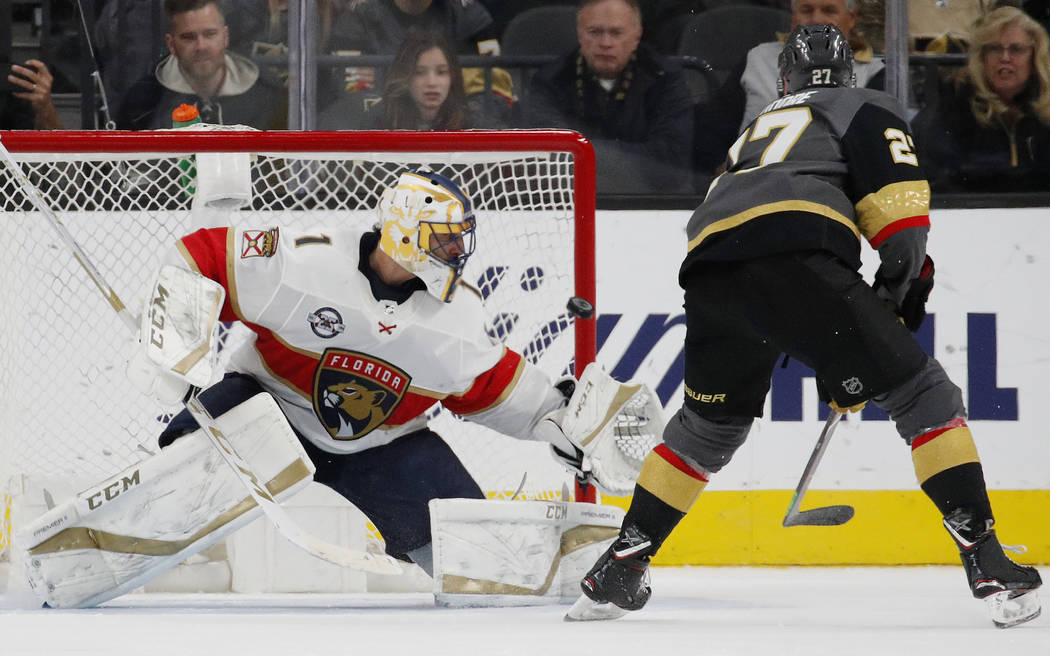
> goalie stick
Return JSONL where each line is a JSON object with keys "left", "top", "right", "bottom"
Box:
{"left": 0, "top": 136, "right": 401, "bottom": 576}
{"left": 782, "top": 411, "right": 855, "bottom": 527}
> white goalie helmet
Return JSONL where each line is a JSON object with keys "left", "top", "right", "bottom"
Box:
{"left": 376, "top": 170, "right": 476, "bottom": 303}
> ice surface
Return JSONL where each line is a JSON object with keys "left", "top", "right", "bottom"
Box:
{"left": 2, "top": 566, "right": 1046, "bottom": 656}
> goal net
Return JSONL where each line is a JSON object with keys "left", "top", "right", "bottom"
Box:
{"left": 0, "top": 129, "right": 596, "bottom": 587}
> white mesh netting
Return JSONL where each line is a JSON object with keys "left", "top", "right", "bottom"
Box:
{"left": 0, "top": 133, "right": 592, "bottom": 561}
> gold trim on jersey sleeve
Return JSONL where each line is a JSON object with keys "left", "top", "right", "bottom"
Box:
{"left": 225, "top": 229, "right": 246, "bottom": 321}
{"left": 855, "top": 180, "right": 931, "bottom": 241}
{"left": 687, "top": 200, "right": 861, "bottom": 252}
{"left": 175, "top": 240, "right": 202, "bottom": 274}
{"left": 405, "top": 386, "right": 450, "bottom": 400}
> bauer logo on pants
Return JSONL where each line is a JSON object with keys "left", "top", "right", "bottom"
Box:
{"left": 313, "top": 349, "right": 410, "bottom": 440}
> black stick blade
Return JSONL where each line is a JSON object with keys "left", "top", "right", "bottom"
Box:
{"left": 782, "top": 504, "right": 855, "bottom": 527}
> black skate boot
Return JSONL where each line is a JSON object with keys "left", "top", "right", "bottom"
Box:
{"left": 565, "top": 524, "right": 654, "bottom": 621}
{"left": 944, "top": 507, "right": 1042, "bottom": 628}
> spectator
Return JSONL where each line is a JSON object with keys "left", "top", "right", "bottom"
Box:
{"left": 320, "top": 29, "right": 503, "bottom": 129}
{"left": 521, "top": 0, "right": 694, "bottom": 194}
{"left": 737, "top": 0, "right": 884, "bottom": 129}
{"left": 116, "top": 0, "right": 286, "bottom": 130}
{"left": 690, "top": 0, "right": 882, "bottom": 176}
{"left": 912, "top": 6, "right": 1050, "bottom": 192}
{"left": 3, "top": 60, "right": 63, "bottom": 129}
{"left": 327, "top": 0, "right": 511, "bottom": 104}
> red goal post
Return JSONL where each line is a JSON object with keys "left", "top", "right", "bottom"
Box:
{"left": 0, "top": 129, "right": 597, "bottom": 568}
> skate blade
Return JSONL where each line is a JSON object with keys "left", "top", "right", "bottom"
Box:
{"left": 986, "top": 589, "right": 1042, "bottom": 628}
{"left": 564, "top": 593, "right": 628, "bottom": 622}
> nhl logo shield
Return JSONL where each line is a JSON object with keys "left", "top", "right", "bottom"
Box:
{"left": 313, "top": 349, "right": 410, "bottom": 440}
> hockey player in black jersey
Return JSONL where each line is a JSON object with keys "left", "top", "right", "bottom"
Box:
{"left": 567, "top": 24, "right": 1042, "bottom": 627}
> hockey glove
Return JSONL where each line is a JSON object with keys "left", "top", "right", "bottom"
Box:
{"left": 899, "top": 255, "right": 935, "bottom": 332}
{"left": 817, "top": 378, "right": 866, "bottom": 414}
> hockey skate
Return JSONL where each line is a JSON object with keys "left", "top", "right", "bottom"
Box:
{"left": 944, "top": 508, "right": 1042, "bottom": 628}
{"left": 565, "top": 524, "right": 654, "bottom": 621}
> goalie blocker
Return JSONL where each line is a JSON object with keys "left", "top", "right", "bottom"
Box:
{"left": 125, "top": 264, "right": 226, "bottom": 405}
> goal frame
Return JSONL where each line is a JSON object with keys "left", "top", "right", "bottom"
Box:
{"left": 0, "top": 129, "right": 599, "bottom": 584}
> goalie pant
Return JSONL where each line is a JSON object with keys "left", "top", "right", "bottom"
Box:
{"left": 161, "top": 373, "right": 487, "bottom": 561}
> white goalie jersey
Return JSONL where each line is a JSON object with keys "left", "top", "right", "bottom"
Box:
{"left": 168, "top": 225, "right": 564, "bottom": 455}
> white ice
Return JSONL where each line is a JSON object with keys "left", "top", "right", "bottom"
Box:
{"left": 2, "top": 566, "right": 1046, "bottom": 656}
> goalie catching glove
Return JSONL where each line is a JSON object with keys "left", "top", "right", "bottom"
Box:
{"left": 126, "top": 265, "right": 225, "bottom": 404}
{"left": 534, "top": 363, "right": 666, "bottom": 496}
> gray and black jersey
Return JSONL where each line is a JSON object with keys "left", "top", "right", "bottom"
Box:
{"left": 682, "top": 86, "right": 930, "bottom": 282}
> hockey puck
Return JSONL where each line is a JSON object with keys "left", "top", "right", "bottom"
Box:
{"left": 566, "top": 296, "right": 595, "bottom": 319}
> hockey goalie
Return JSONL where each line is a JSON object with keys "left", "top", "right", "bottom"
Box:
{"left": 15, "top": 169, "right": 664, "bottom": 609}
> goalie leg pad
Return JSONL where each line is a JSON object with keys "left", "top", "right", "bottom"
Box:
{"left": 16, "top": 393, "right": 314, "bottom": 608}
{"left": 430, "top": 499, "right": 623, "bottom": 607}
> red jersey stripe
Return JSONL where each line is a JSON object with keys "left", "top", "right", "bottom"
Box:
{"left": 443, "top": 348, "right": 521, "bottom": 415}
{"left": 654, "top": 443, "right": 708, "bottom": 481}
{"left": 911, "top": 417, "right": 968, "bottom": 450}
{"left": 177, "top": 227, "right": 241, "bottom": 322}
{"left": 869, "top": 215, "right": 930, "bottom": 249}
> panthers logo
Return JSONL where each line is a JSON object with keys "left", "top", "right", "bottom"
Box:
{"left": 313, "top": 349, "right": 410, "bottom": 439}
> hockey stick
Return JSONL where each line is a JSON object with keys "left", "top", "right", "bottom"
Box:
{"left": 0, "top": 136, "right": 401, "bottom": 575}
{"left": 782, "top": 411, "right": 855, "bottom": 527}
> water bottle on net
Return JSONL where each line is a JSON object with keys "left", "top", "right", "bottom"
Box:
{"left": 172, "top": 103, "right": 201, "bottom": 198}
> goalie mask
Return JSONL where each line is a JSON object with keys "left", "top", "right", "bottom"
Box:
{"left": 777, "top": 24, "right": 856, "bottom": 96}
{"left": 377, "top": 170, "right": 476, "bottom": 303}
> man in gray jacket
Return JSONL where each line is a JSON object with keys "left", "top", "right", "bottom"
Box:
{"left": 116, "top": 0, "right": 285, "bottom": 130}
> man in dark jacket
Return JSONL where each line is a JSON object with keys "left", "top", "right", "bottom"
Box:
{"left": 116, "top": 0, "right": 285, "bottom": 130}
{"left": 521, "top": 0, "right": 694, "bottom": 195}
